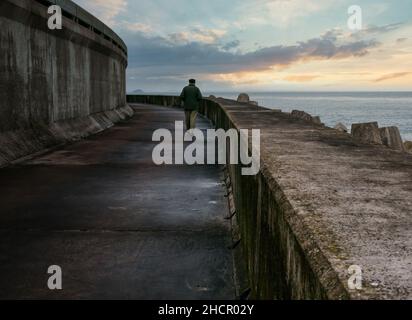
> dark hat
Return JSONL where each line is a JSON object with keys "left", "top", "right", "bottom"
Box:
{"left": 189, "top": 79, "right": 196, "bottom": 84}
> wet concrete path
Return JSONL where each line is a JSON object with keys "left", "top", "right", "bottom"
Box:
{"left": 0, "top": 104, "right": 235, "bottom": 299}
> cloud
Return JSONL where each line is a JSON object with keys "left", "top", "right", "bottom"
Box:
{"left": 237, "top": 0, "right": 336, "bottom": 28}
{"left": 353, "top": 23, "right": 404, "bottom": 38}
{"left": 168, "top": 28, "right": 227, "bottom": 45}
{"left": 222, "top": 40, "right": 241, "bottom": 51}
{"left": 73, "top": 0, "right": 412, "bottom": 91}
{"left": 120, "top": 22, "right": 153, "bottom": 34}
{"left": 374, "top": 72, "right": 412, "bottom": 82}
{"left": 322, "top": 23, "right": 405, "bottom": 43}
{"left": 364, "top": 23, "right": 404, "bottom": 34}
{"left": 284, "top": 75, "right": 319, "bottom": 82}
{"left": 125, "top": 30, "right": 379, "bottom": 74}
{"left": 73, "top": 0, "right": 127, "bottom": 26}
{"left": 123, "top": 26, "right": 381, "bottom": 91}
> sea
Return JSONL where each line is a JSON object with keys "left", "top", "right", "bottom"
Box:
{"left": 210, "top": 92, "right": 412, "bottom": 141}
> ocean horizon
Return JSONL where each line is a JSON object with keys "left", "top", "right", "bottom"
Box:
{"left": 130, "top": 91, "right": 412, "bottom": 141}
{"left": 221, "top": 91, "right": 412, "bottom": 141}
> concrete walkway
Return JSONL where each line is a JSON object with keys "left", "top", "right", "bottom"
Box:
{"left": 0, "top": 104, "right": 235, "bottom": 299}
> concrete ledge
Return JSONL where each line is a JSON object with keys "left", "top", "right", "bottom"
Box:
{"left": 128, "top": 95, "right": 412, "bottom": 300}
{"left": 0, "top": 105, "right": 133, "bottom": 167}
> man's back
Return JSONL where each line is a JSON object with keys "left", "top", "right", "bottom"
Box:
{"left": 180, "top": 84, "right": 202, "bottom": 111}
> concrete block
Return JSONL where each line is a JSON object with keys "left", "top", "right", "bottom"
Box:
{"left": 291, "top": 110, "right": 322, "bottom": 125}
{"left": 379, "top": 126, "right": 405, "bottom": 151}
{"left": 351, "top": 122, "right": 383, "bottom": 145}
{"left": 334, "top": 122, "right": 348, "bottom": 133}
{"left": 312, "top": 116, "right": 322, "bottom": 125}
{"left": 404, "top": 141, "right": 412, "bottom": 154}
{"left": 237, "top": 93, "right": 250, "bottom": 103}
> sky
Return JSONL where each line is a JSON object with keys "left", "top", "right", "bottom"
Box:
{"left": 72, "top": 0, "right": 412, "bottom": 92}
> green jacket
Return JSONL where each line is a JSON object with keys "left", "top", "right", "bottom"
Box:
{"left": 180, "top": 84, "right": 202, "bottom": 111}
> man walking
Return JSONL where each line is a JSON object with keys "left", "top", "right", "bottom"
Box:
{"left": 180, "top": 79, "right": 203, "bottom": 130}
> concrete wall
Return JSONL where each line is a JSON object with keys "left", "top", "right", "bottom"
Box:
{"left": 128, "top": 95, "right": 412, "bottom": 300}
{"left": 0, "top": 0, "right": 130, "bottom": 166}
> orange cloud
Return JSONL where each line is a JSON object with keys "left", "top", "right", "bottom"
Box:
{"left": 374, "top": 72, "right": 412, "bottom": 82}
{"left": 283, "top": 75, "right": 319, "bottom": 82}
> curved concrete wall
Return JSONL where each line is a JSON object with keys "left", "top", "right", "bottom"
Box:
{"left": 0, "top": 0, "right": 130, "bottom": 166}
{"left": 127, "top": 95, "right": 412, "bottom": 300}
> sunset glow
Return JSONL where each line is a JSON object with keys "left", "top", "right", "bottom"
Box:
{"left": 73, "top": 0, "right": 412, "bottom": 91}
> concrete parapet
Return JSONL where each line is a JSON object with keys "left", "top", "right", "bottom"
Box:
{"left": 0, "top": 0, "right": 128, "bottom": 166}
{"left": 0, "top": 106, "right": 133, "bottom": 167}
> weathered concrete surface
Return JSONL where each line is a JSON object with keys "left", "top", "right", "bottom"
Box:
{"left": 0, "top": 104, "right": 235, "bottom": 299}
{"left": 130, "top": 95, "right": 412, "bottom": 300}
{"left": 351, "top": 122, "right": 383, "bottom": 145}
{"left": 405, "top": 141, "right": 412, "bottom": 154}
{"left": 379, "top": 126, "right": 405, "bottom": 151}
{"left": 236, "top": 93, "right": 258, "bottom": 106}
{"left": 214, "top": 100, "right": 412, "bottom": 300}
{"left": 291, "top": 110, "right": 322, "bottom": 125}
{"left": 0, "top": 105, "right": 134, "bottom": 167}
{"left": 0, "top": 0, "right": 128, "bottom": 166}
{"left": 237, "top": 93, "right": 250, "bottom": 103}
{"left": 334, "top": 122, "right": 348, "bottom": 133}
